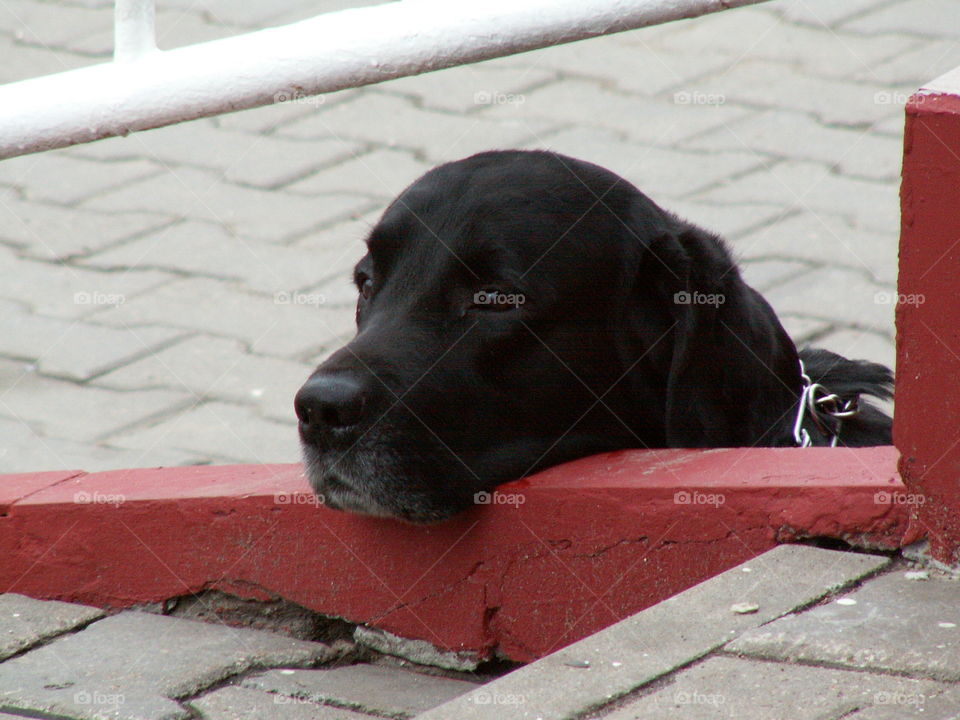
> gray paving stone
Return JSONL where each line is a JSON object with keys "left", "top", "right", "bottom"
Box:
{"left": 763, "top": 0, "right": 900, "bottom": 27}
{"left": 87, "top": 277, "right": 360, "bottom": 359}
{"left": 0, "top": 152, "right": 161, "bottom": 205}
{"left": 93, "top": 335, "right": 315, "bottom": 425}
{"left": 0, "top": 594, "right": 103, "bottom": 661}
{"left": 507, "top": 34, "right": 732, "bottom": 97}
{"left": 244, "top": 664, "right": 477, "bottom": 718}
{"left": 732, "top": 211, "right": 899, "bottom": 284}
{"left": 855, "top": 38, "right": 960, "bottom": 86}
{"left": 762, "top": 265, "right": 895, "bottom": 334}
{"left": 778, "top": 315, "right": 834, "bottom": 345}
{"left": 695, "top": 160, "right": 900, "bottom": 235}
{"left": 0, "top": 33, "right": 94, "bottom": 84}
{"left": 416, "top": 546, "right": 889, "bottom": 720}
{"left": 0, "top": 356, "right": 192, "bottom": 443}
{"left": 681, "top": 109, "right": 906, "bottom": 182}
{"left": 277, "top": 91, "right": 561, "bottom": 163}
{"left": 523, "top": 127, "right": 765, "bottom": 200}
{"left": 82, "top": 166, "right": 373, "bottom": 244}
{"left": 0, "top": 298, "right": 187, "bottom": 382}
{"left": 189, "top": 686, "right": 371, "bottom": 720}
{"left": 103, "top": 400, "right": 300, "bottom": 464}
{"left": 656, "top": 199, "right": 788, "bottom": 241}
{"left": 0, "top": 0, "right": 111, "bottom": 48}
{"left": 815, "top": 327, "right": 896, "bottom": 370}
{"left": 842, "top": 0, "right": 960, "bottom": 38}
{"left": 738, "top": 258, "right": 812, "bottom": 293}
{"left": 696, "top": 60, "right": 906, "bottom": 127}
{"left": 213, "top": 88, "right": 363, "bottom": 134}
{"left": 659, "top": 9, "right": 913, "bottom": 81}
{"left": 80, "top": 219, "right": 356, "bottom": 295}
{"left": 598, "top": 655, "right": 942, "bottom": 720}
{"left": 379, "top": 57, "right": 557, "bottom": 114}
{"left": 70, "top": 9, "right": 248, "bottom": 56}
{"left": 152, "top": 0, "right": 318, "bottom": 28}
{"left": 726, "top": 571, "right": 960, "bottom": 681}
{"left": 843, "top": 683, "right": 960, "bottom": 720}
{"left": 1, "top": 244, "right": 177, "bottom": 321}
{"left": 0, "top": 611, "right": 332, "bottom": 720}
{"left": 287, "top": 148, "right": 432, "bottom": 199}
{"left": 0, "top": 415, "right": 205, "bottom": 473}
{"left": 69, "top": 120, "right": 362, "bottom": 191}
{"left": 0, "top": 195, "right": 175, "bottom": 261}
{"left": 480, "top": 79, "right": 751, "bottom": 147}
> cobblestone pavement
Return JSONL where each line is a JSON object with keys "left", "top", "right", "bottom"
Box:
{"left": 2, "top": 545, "right": 957, "bottom": 720}
{"left": 1, "top": 0, "right": 958, "bottom": 472}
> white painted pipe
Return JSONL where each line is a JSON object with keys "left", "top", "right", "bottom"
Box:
{"left": 0, "top": 0, "right": 769, "bottom": 160}
{"left": 114, "top": 0, "right": 156, "bottom": 62}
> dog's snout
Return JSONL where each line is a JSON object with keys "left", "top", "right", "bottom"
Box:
{"left": 295, "top": 374, "right": 368, "bottom": 433}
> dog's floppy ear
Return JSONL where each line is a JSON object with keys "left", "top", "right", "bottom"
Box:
{"left": 647, "top": 224, "right": 802, "bottom": 447}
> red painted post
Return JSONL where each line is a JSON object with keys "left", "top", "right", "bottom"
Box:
{"left": 897, "top": 66, "right": 960, "bottom": 566}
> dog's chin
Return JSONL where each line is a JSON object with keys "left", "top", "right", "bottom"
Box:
{"left": 300, "top": 445, "right": 461, "bottom": 524}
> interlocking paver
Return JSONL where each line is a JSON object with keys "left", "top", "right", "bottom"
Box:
{"left": 0, "top": 611, "right": 332, "bottom": 720}
{"left": 599, "top": 655, "right": 942, "bottom": 720}
{"left": 379, "top": 56, "right": 557, "bottom": 114}
{"left": 658, "top": 9, "right": 915, "bottom": 80}
{"left": 0, "top": 299, "right": 186, "bottom": 382}
{"left": 93, "top": 335, "right": 315, "bottom": 424}
{"left": 0, "top": 195, "right": 175, "bottom": 261}
{"left": 762, "top": 265, "right": 895, "bottom": 332}
{"left": 287, "top": 148, "right": 432, "bottom": 199}
{"left": 0, "top": 356, "right": 192, "bottom": 443}
{"left": 0, "top": 415, "right": 204, "bottom": 473}
{"left": 523, "top": 126, "right": 766, "bottom": 200}
{"left": 82, "top": 166, "right": 374, "bottom": 244}
{"left": 190, "top": 685, "right": 373, "bottom": 720}
{"left": 480, "top": 78, "right": 751, "bottom": 147}
{"left": 0, "top": 153, "right": 161, "bottom": 205}
{"left": 80, "top": 219, "right": 358, "bottom": 295}
{"left": 277, "top": 91, "right": 561, "bottom": 162}
{"left": 244, "top": 664, "right": 478, "bottom": 718}
{"left": 814, "top": 327, "right": 896, "bottom": 370}
{"left": 841, "top": 0, "right": 960, "bottom": 37}
{"left": 69, "top": 120, "right": 363, "bottom": 191}
{"left": 763, "top": 0, "right": 899, "bottom": 28}
{"left": 733, "top": 211, "right": 899, "bottom": 284}
{"left": 103, "top": 400, "right": 300, "bottom": 464}
{"left": 416, "top": 546, "right": 890, "bottom": 720}
{"left": 87, "top": 277, "right": 359, "bottom": 359}
{"left": 726, "top": 571, "right": 960, "bottom": 681}
{"left": 0, "top": 594, "right": 103, "bottom": 662}
{"left": 698, "top": 60, "right": 910, "bottom": 127}
{"left": 682, "top": 109, "right": 906, "bottom": 181}
{"left": 1, "top": 244, "right": 176, "bottom": 321}
{"left": 695, "top": 159, "right": 900, "bottom": 234}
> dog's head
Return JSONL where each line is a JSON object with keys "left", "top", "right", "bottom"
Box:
{"left": 295, "top": 151, "right": 800, "bottom": 522}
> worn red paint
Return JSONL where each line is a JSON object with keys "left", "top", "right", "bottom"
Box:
{"left": 896, "top": 85, "right": 960, "bottom": 566}
{"left": 0, "top": 448, "right": 916, "bottom": 662}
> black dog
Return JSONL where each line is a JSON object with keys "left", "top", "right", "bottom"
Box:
{"left": 295, "top": 151, "right": 893, "bottom": 522}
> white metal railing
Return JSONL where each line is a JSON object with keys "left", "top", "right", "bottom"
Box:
{"left": 0, "top": 0, "right": 770, "bottom": 160}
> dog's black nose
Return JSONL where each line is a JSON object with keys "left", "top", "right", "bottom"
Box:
{"left": 295, "top": 374, "right": 367, "bottom": 432}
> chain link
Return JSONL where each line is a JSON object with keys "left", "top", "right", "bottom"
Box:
{"left": 793, "top": 360, "right": 861, "bottom": 447}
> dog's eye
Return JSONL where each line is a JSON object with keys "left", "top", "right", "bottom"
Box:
{"left": 471, "top": 288, "right": 525, "bottom": 312}
{"left": 358, "top": 275, "right": 373, "bottom": 300}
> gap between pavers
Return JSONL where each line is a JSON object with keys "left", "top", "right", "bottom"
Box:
{"left": 414, "top": 545, "right": 891, "bottom": 720}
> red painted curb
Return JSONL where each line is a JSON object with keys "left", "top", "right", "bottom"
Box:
{"left": 897, "top": 83, "right": 960, "bottom": 565}
{"left": 0, "top": 447, "right": 917, "bottom": 662}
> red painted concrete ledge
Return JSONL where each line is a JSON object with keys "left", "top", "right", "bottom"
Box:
{"left": 0, "top": 447, "right": 921, "bottom": 663}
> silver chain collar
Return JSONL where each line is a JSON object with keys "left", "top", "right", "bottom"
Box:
{"left": 792, "top": 359, "right": 861, "bottom": 447}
